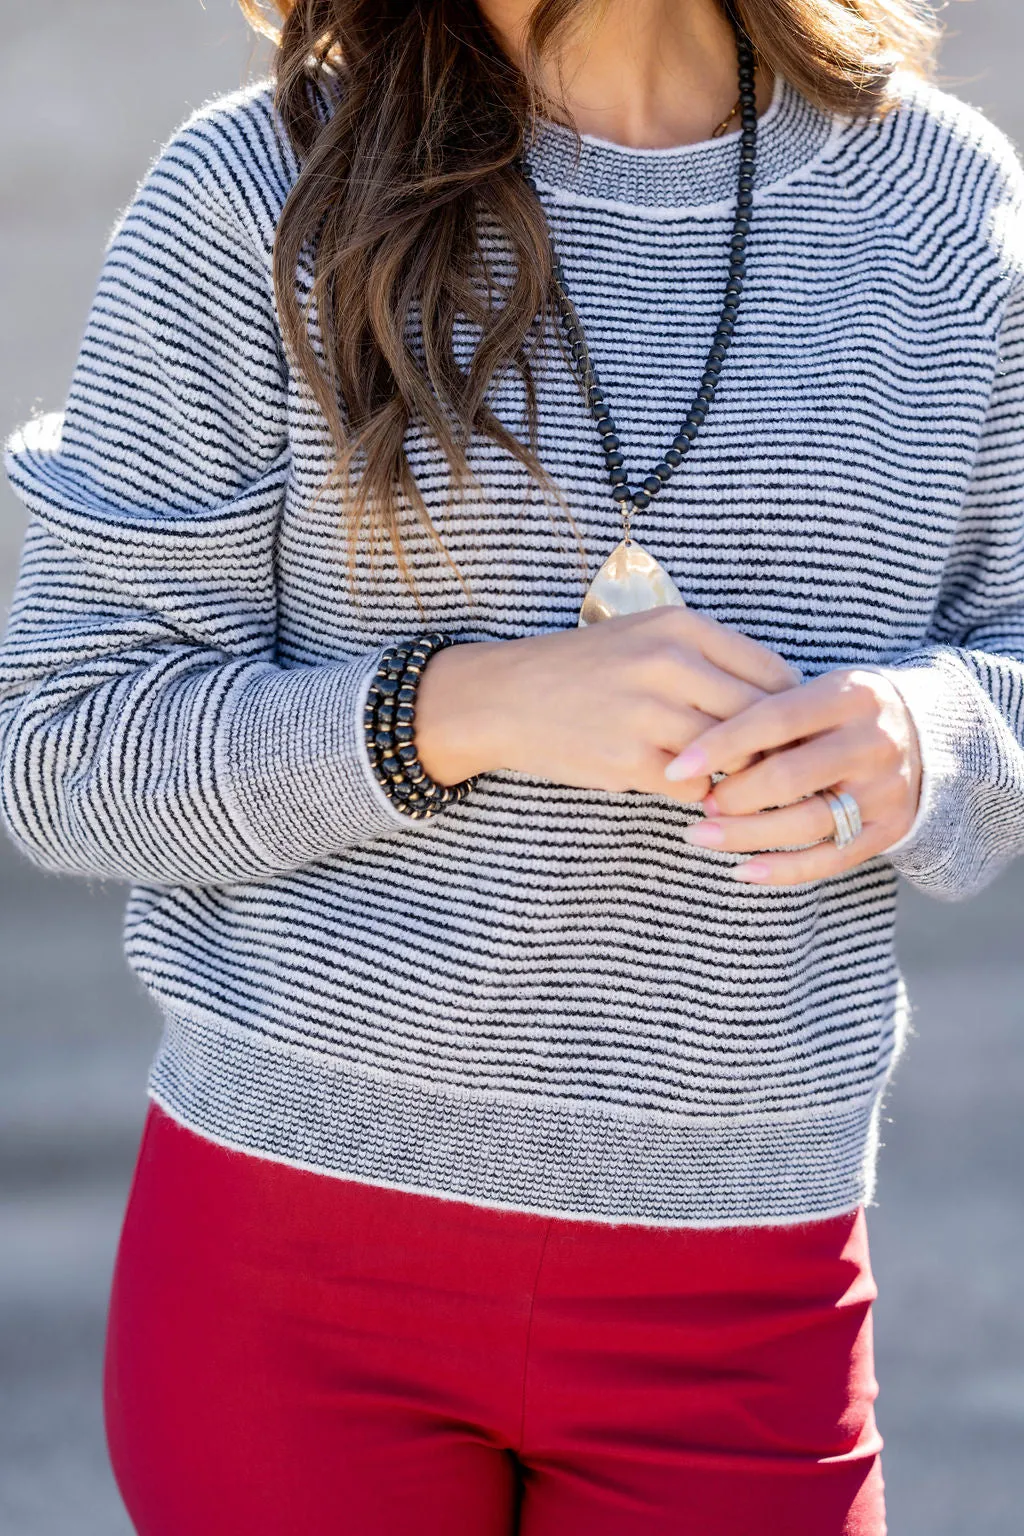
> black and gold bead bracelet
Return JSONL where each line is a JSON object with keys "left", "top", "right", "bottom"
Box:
{"left": 363, "top": 634, "right": 478, "bottom": 818}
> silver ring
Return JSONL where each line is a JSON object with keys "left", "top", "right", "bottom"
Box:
{"left": 823, "top": 789, "right": 862, "bottom": 849}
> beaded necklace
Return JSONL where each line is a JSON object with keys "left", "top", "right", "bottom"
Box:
{"left": 520, "top": 22, "right": 758, "bottom": 626}
{"left": 363, "top": 24, "right": 759, "bottom": 819}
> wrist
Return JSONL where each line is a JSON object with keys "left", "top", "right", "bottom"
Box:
{"left": 414, "top": 638, "right": 517, "bottom": 784}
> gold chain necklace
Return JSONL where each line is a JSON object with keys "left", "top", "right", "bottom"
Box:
{"left": 712, "top": 98, "right": 741, "bottom": 138}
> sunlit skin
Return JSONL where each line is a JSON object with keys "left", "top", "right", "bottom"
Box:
{"left": 415, "top": 0, "right": 923, "bottom": 886}
{"left": 480, "top": 0, "right": 776, "bottom": 145}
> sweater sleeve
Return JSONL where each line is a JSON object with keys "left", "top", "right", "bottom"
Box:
{"left": 873, "top": 274, "right": 1024, "bottom": 900}
{"left": 0, "top": 106, "right": 406, "bottom": 888}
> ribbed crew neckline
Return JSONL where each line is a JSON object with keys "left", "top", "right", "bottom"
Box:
{"left": 527, "top": 77, "right": 837, "bottom": 210}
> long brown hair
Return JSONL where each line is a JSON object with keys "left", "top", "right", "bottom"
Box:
{"left": 239, "top": 0, "right": 937, "bottom": 594}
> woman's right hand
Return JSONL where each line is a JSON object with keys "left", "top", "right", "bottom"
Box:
{"left": 414, "top": 608, "right": 801, "bottom": 804}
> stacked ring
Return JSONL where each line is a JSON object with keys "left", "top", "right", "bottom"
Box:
{"left": 822, "top": 789, "right": 863, "bottom": 849}
{"left": 363, "top": 634, "right": 478, "bottom": 819}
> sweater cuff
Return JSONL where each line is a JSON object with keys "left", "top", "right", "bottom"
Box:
{"left": 865, "top": 654, "right": 968, "bottom": 879}
{"left": 221, "top": 648, "right": 408, "bottom": 872}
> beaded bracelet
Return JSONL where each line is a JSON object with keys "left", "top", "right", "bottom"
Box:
{"left": 363, "top": 633, "right": 478, "bottom": 819}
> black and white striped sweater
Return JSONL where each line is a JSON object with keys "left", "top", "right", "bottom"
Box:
{"left": 3, "top": 75, "right": 1024, "bottom": 1224}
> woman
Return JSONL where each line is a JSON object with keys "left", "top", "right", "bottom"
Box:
{"left": 3, "top": 0, "right": 1022, "bottom": 1530}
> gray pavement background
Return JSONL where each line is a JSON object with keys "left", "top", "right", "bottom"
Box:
{"left": 1, "top": 3, "right": 1023, "bottom": 1532}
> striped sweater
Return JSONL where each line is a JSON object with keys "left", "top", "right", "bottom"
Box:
{"left": 3, "top": 74, "right": 1024, "bottom": 1225}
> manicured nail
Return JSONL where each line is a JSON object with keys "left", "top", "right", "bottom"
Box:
{"left": 665, "top": 746, "right": 708, "bottom": 782}
{"left": 733, "top": 860, "right": 771, "bottom": 884}
{"left": 682, "top": 821, "right": 725, "bottom": 848}
{"left": 702, "top": 793, "right": 721, "bottom": 817}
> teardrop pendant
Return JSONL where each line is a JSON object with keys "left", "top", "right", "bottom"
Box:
{"left": 578, "top": 539, "right": 687, "bottom": 627}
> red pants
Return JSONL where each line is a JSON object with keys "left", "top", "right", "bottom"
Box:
{"left": 105, "top": 1106, "right": 885, "bottom": 1535}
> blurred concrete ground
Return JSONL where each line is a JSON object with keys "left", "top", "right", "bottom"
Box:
{"left": 1, "top": 2, "right": 1023, "bottom": 1533}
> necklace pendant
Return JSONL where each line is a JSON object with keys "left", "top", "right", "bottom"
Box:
{"left": 578, "top": 539, "right": 687, "bottom": 627}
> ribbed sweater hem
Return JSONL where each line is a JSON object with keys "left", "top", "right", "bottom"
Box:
{"left": 148, "top": 1010, "right": 884, "bottom": 1228}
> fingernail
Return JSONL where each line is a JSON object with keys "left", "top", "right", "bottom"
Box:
{"left": 733, "top": 860, "right": 771, "bottom": 884}
{"left": 786, "top": 662, "right": 804, "bottom": 685}
{"left": 682, "top": 821, "right": 725, "bottom": 847}
{"left": 665, "top": 746, "right": 708, "bottom": 783}
{"left": 702, "top": 793, "right": 721, "bottom": 817}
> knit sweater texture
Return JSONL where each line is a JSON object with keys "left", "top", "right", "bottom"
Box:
{"left": 3, "top": 75, "right": 1024, "bottom": 1225}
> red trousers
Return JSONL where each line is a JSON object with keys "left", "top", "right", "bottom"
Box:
{"left": 105, "top": 1106, "right": 885, "bottom": 1535}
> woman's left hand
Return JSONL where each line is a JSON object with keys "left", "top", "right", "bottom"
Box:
{"left": 664, "top": 669, "right": 923, "bottom": 885}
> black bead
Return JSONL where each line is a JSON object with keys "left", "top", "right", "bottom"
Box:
{"left": 602, "top": 433, "right": 621, "bottom": 451}
{"left": 397, "top": 743, "right": 419, "bottom": 765}
{"left": 595, "top": 416, "right": 615, "bottom": 435}
{"left": 374, "top": 730, "right": 395, "bottom": 750}
{"left": 697, "top": 388, "right": 715, "bottom": 404}
{"left": 376, "top": 676, "right": 400, "bottom": 697}
{"left": 665, "top": 447, "right": 683, "bottom": 467}
{"left": 654, "top": 462, "right": 673, "bottom": 482}
{"left": 611, "top": 483, "right": 632, "bottom": 502}
{"left": 605, "top": 450, "right": 624, "bottom": 469}
{"left": 394, "top": 724, "right": 414, "bottom": 744}
{"left": 643, "top": 474, "right": 663, "bottom": 495}
{"left": 609, "top": 467, "right": 628, "bottom": 487}
{"left": 632, "top": 490, "right": 651, "bottom": 510}
{"left": 395, "top": 704, "right": 414, "bottom": 724}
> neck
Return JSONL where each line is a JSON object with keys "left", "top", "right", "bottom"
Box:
{"left": 478, "top": 0, "right": 773, "bottom": 148}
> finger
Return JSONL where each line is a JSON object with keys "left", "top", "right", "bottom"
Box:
{"left": 660, "top": 773, "right": 714, "bottom": 806}
{"left": 642, "top": 700, "right": 718, "bottom": 750}
{"left": 664, "top": 676, "right": 850, "bottom": 784}
{"left": 730, "top": 822, "right": 894, "bottom": 887}
{"left": 628, "top": 752, "right": 713, "bottom": 805}
{"left": 662, "top": 650, "right": 768, "bottom": 721}
{"left": 660, "top": 608, "right": 802, "bottom": 695}
{"left": 704, "top": 729, "right": 874, "bottom": 817}
{"left": 635, "top": 746, "right": 709, "bottom": 804}
{"left": 639, "top": 703, "right": 760, "bottom": 779}
{"left": 682, "top": 794, "right": 839, "bottom": 853}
